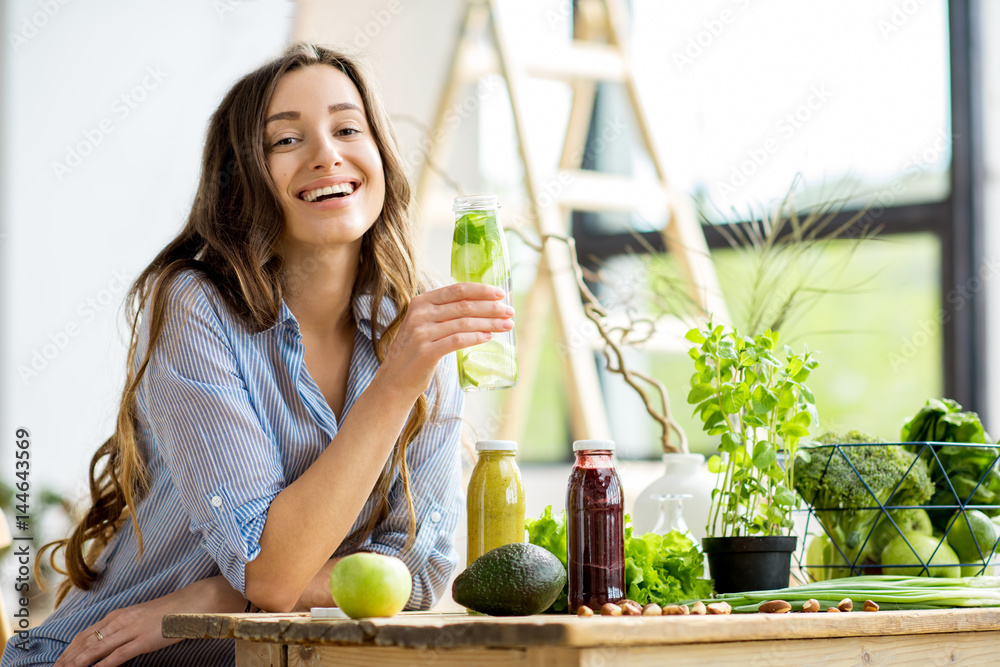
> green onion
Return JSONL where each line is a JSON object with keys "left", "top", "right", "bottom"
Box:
{"left": 679, "top": 575, "right": 1000, "bottom": 612}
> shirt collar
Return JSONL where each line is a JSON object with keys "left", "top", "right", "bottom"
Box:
{"left": 276, "top": 300, "right": 298, "bottom": 330}
{"left": 352, "top": 293, "right": 399, "bottom": 341}
{"left": 257, "top": 293, "right": 398, "bottom": 340}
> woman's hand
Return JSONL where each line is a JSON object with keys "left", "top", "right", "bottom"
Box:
{"left": 54, "top": 575, "right": 245, "bottom": 667}
{"left": 378, "top": 283, "right": 514, "bottom": 397}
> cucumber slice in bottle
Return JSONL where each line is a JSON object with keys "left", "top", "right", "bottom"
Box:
{"left": 462, "top": 341, "right": 513, "bottom": 381}
{"left": 451, "top": 243, "right": 490, "bottom": 282}
{"left": 460, "top": 368, "right": 479, "bottom": 389}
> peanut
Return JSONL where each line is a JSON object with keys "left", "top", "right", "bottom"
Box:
{"left": 691, "top": 601, "right": 707, "bottom": 615}
{"left": 577, "top": 605, "right": 594, "bottom": 617}
{"left": 757, "top": 600, "right": 792, "bottom": 614}
{"left": 707, "top": 601, "right": 732, "bottom": 615}
{"left": 801, "top": 599, "right": 820, "bottom": 613}
{"left": 600, "top": 603, "right": 622, "bottom": 616}
{"left": 642, "top": 603, "right": 662, "bottom": 616}
{"left": 621, "top": 600, "right": 643, "bottom": 616}
{"left": 838, "top": 598, "right": 853, "bottom": 612}
{"left": 863, "top": 600, "right": 879, "bottom": 612}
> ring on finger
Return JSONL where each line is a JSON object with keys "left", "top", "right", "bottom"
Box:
{"left": 93, "top": 629, "right": 105, "bottom": 641}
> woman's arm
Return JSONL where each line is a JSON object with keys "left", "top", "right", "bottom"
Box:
{"left": 245, "top": 282, "right": 508, "bottom": 611}
{"left": 359, "top": 351, "right": 464, "bottom": 610}
{"left": 53, "top": 576, "right": 246, "bottom": 667}
{"left": 291, "top": 557, "right": 342, "bottom": 611}
{"left": 54, "top": 563, "right": 340, "bottom": 667}
{"left": 146, "top": 275, "right": 507, "bottom": 612}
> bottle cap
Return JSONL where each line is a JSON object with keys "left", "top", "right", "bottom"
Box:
{"left": 310, "top": 607, "right": 348, "bottom": 618}
{"left": 453, "top": 194, "right": 499, "bottom": 211}
{"left": 572, "top": 439, "right": 616, "bottom": 452}
{"left": 475, "top": 440, "right": 518, "bottom": 452}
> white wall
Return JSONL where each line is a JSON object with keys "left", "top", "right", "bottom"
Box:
{"left": 1, "top": 0, "right": 295, "bottom": 499}
{"left": 1, "top": 0, "right": 997, "bottom": 623}
{"left": 0, "top": 0, "right": 573, "bottom": 591}
{"left": 983, "top": 1, "right": 1000, "bottom": 435}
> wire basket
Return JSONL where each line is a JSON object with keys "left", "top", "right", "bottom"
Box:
{"left": 791, "top": 441, "right": 1000, "bottom": 581}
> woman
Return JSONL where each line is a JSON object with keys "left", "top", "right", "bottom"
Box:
{"left": 2, "top": 43, "right": 512, "bottom": 667}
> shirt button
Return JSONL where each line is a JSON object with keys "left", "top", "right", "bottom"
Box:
{"left": 210, "top": 495, "right": 223, "bottom": 508}
{"left": 430, "top": 511, "right": 442, "bottom": 523}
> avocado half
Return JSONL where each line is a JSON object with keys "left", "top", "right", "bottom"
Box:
{"left": 452, "top": 542, "right": 567, "bottom": 616}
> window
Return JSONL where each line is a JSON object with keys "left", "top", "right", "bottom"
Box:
{"left": 515, "top": 0, "right": 983, "bottom": 460}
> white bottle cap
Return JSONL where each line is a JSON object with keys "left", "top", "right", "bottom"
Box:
{"left": 310, "top": 607, "right": 348, "bottom": 618}
{"left": 572, "top": 439, "right": 616, "bottom": 452}
{"left": 475, "top": 440, "right": 518, "bottom": 452}
{"left": 453, "top": 194, "right": 499, "bottom": 211}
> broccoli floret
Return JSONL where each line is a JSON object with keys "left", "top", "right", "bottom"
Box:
{"left": 817, "top": 430, "right": 884, "bottom": 445}
{"left": 794, "top": 431, "right": 934, "bottom": 574}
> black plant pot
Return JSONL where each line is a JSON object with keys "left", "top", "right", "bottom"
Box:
{"left": 702, "top": 536, "right": 797, "bottom": 594}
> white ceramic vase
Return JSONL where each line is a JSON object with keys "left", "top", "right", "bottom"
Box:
{"left": 631, "top": 453, "right": 714, "bottom": 543}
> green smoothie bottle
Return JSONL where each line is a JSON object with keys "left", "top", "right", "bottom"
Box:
{"left": 451, "top": 195, "right": 518, "bottom": 391}
{"left": 466, "top": 440, "right": 525, "bottom": 566}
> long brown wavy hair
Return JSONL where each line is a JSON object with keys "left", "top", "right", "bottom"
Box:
{"left": 40, "top": 43, "right": 429, "bottom": 606}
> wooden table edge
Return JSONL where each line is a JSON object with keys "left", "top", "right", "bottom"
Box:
{"left": 164, "top": 608, "right": 1000, "bottom": 649}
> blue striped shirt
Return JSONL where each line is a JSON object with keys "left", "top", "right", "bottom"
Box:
{"left": 3, "top": 270, "right": 464, "bottom": 667}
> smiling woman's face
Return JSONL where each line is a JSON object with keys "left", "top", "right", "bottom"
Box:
{"left": 264, "top": 64, "right": 386, "bottom": 254}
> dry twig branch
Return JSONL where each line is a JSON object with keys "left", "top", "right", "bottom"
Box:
{"left": 511, "top": 229, "right": 688, "bottom": 454}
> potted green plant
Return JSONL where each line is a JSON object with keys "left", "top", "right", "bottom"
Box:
{"left": 685, "top": 320, "right": 819, "bottom": 593}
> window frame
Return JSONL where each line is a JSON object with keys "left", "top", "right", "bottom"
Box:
{"left": 571, "top": 0, "right": 985, "bottom": 415}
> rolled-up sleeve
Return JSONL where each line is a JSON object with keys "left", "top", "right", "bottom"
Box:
{"left": 140, "top": 272, "right": 283, "bottom": 595}
{"left": 361, "top": 353, "right": 465, "bottom": 610}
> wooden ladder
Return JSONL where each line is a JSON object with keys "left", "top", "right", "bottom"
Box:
{"left": 415, "top": 0, "right": 728, "bottom": 445}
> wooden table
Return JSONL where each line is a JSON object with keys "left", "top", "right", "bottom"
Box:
{"left": 163, "top": 608, "right": 1000, "bottom": 666}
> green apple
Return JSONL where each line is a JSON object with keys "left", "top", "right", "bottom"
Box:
{"left": 329, "top": 553, "right": 413, "bottom": 618}
{"left": 881, "top": 532, "right": 961, "bottom": 578}
{"left": 945, "top": 510, "right": 999, "bottom": 576}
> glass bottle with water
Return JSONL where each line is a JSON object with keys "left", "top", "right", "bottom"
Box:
{"left": 451, "top": 195, "right": 518, "bottom": 391}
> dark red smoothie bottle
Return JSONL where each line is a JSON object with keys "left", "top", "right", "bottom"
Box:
{"left": 566, "top": 440, "right": 624, "bottom": 612}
